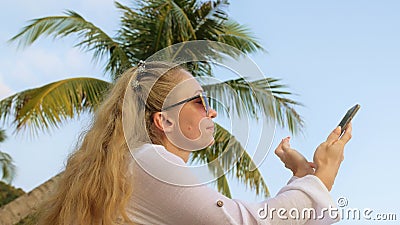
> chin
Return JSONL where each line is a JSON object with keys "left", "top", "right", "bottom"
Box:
{"left": 192, "top": 137, "right": 214, "bottom": 149}
{"left": 206, "top": 137, "right": 215, "bottom": 147}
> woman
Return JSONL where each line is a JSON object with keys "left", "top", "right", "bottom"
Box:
{"left": 38, "top": 61, "right": 352, "bottom": 225}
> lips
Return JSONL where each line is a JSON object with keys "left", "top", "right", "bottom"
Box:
{"left": 206, "top": 124, "right": 215, "bottom": 131}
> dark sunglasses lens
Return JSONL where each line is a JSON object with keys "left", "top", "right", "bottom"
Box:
{"left": 200, "top": 93, "right": 210, "bottom": 116}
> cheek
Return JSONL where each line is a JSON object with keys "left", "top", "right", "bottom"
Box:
{"left": 178, "top": 108, "right": 202, "bottom": 139}
{"left": 169, "top": 106, "right": 214, "bottom": 151}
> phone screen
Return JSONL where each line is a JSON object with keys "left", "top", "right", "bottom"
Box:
{"left": 338, "top": 104, "right": 360, "bottom": 135}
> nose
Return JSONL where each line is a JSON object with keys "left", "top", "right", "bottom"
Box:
{"left": 208, "top": 108, "right": 217, "bottom": 119}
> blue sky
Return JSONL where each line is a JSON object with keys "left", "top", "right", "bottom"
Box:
{"left": 1, "top": 1, "right": 399, "bottom": 224}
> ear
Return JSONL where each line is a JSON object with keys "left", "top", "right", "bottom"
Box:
{"left": 152, "top": 112, "right": 175, "bottom": 133}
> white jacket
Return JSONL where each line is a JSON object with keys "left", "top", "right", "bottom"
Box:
{"left": 126, "top": 144, "right": 340, "bottom": 225}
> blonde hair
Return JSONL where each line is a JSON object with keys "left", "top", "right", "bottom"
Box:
{"left": 37, "top": 62, "right": 185, "bottom": 225}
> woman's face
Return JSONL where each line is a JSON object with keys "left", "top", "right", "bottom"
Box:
{"left": 164, "top": 69, "right": 217, "bottom": 151}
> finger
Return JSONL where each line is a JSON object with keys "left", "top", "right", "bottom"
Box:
{"left": 282, "top": 137, "right": 291, "bottom": 152}
{"left": 326, "top": 126, "right": 341, "bottom": 142}
{"left": 339, "top": 122, "right": 352, "bottom": 144}
{"left": 274, "top": 139, "right": 285, "bottom": 158}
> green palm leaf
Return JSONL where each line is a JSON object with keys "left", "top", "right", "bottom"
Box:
{"left": 0, "top": 78, "right": 110, "bottom": 135}
{"left": 217, "top": 19, "right": 265, "bottom": 55}
{"left": 117, "top": 0, "right": 262, "bottom": 77}
{"left": 169, "top": 0, "right": 197, "bottom": 39}
{"left": 0, "top": 129, "right": 15, "bottom": 183}
{"left": 203, "top": 77, "right": 304, "bottom": 134}
{"left": 215, "top": 173, "right": 232, "bottom": 198}
{"left": 0, "top": 151, "right": 15, "bottom": 183}
{"left": 0, "top": 129, "right": 5, "bottom": 143}
{"left": 9, "top": 11, "right": 130, "bottom": 79}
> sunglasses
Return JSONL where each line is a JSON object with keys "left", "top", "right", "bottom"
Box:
{"left": 161, "top": 92, "right": 210, "bottom": 116}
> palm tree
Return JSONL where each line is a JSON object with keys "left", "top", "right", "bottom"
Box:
{"left": 0, "top": 129, "right": 16, "bottom": 183}
{"left": 0, "top": 0, "right": 303, "bottom": 198}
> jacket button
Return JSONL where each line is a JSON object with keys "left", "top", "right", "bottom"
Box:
{"left": 216, "top": 200, "right": 224, "bottom": 207}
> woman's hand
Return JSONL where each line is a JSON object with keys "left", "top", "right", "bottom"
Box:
{"left": 275, "top": 137, "right": 316, "bottom": 178}
{"left": 313, "top": 123, "right": 353, "bottom": 191}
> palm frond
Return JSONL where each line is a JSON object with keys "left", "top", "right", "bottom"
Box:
{"left": 116, "top": 1, "right": 163, "bottom": 61}
{"left": 217, "top": 19, "right": 265, "bottom": 54}
{"left": 0, "top": 129, "right": 5, "bottom": 143}
{"left": 117, "top": 0, "right": 263, "bottom": 78}
{"left": 215, "top": 174, "right": 231, "bottom": 198}
{"left": 193, "top": 0, "right": 228, "bottom": 33}
{"left": 0, "top": 129, "right": 14, "bottom": 183}
{"left": 202, "top": 77, "right": 304, "bottom": 134}
{"left": 169, "top": 0, "right": 197, "bottom": 40}
{"left": 0, "top": 151, "right": 16, "bottom": 183}
{"left": 9, "top": 11, "right": 130, "bottom": 79}
{"left": 200, "top": 146, "right": 232, "bottom": 198}
{"left": 0, "top": 78, "right": 110, "bottom": 135}
{"left": 190, "top": 123, "right": 270, "bottom": 197}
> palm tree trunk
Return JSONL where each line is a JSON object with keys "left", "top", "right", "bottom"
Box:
{"left": 0, "top": 173, "right": 62, "bottom": 225}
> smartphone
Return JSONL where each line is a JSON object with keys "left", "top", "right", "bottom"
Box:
{"left": 338, "top": 104, "right": 360, "bottom": 136}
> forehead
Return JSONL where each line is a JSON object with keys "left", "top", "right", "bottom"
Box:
{"left": 171, "top": 69, "right": 203, "bottom": 98}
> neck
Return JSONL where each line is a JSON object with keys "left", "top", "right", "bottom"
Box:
{"left": 163, "top": 140, "right": 190, "bottom": 163}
